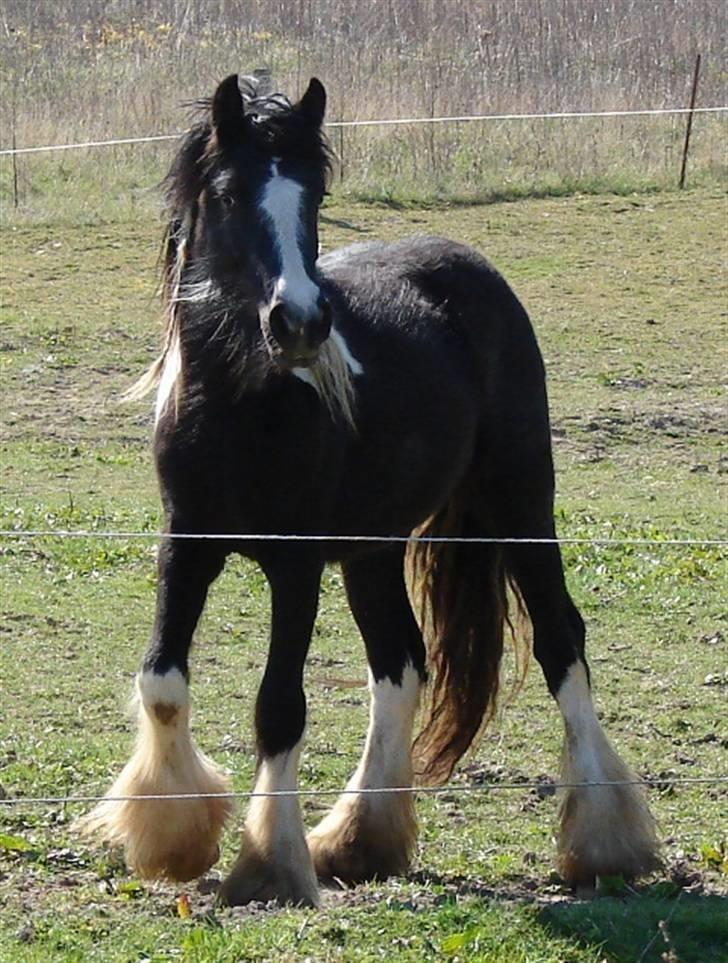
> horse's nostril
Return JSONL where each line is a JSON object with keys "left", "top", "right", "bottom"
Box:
{"left": 309, "top": 300, "right": 331, "bottom": 347}
{"left": 268, "top": 298, "right": 331, "bottom": 359}
{"left": 268, "top": 302, "right": 297, "bottom": 347}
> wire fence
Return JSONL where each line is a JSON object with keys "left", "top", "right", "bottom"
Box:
{"left": 2, "top": 532, "right": 725, "bottom": 856}
{"left": 2, "top": 778, "right": 727, "bottom": 810}
{"left": 1, "top": 526, "right": 726, "bottom": 811}
{"left": 1, "top": 530, "right": 726, "bottom": 547}
{"left": 1, "top": 99, "right": 725, "bottom": 852}
{"left": 2, "top": 777, "right": 728, "bottom": 808}
{"left": 1, "top": 105, "right": 726, "bottom": 156}
{"left": 2, "top": 525, "right": 725, "bottom": 812}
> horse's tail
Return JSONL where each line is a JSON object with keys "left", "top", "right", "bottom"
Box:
{"left": 408, "top": 498, "right": 530, "bottom": 786}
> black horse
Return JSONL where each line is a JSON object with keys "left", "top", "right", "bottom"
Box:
{"left": 80, "top": 75, "right": 660, "bottom": 905}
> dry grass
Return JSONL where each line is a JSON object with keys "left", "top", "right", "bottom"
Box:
{"left": 0, "top": 0, "right": 726, "bottom": 213}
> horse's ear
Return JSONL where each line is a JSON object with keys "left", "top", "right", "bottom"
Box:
{"left": 297, "top": 77, "right": 326, "bottom": 127}
{"left": 212, "top": 74, "right": 245, "bottom": 144}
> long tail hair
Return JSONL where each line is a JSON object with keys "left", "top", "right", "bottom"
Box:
{"left": 408, "top": 497, "right": 530, "bottom": 786}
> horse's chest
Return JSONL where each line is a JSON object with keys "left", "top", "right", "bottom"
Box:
{"left": 334, "top": 399, "right": 476, "bottom": 536}
{"left": 227, "top": 425, "right": 335, "bottom": 522}
{"left": 156, "top": 401, "right": 337, "bottom": 531}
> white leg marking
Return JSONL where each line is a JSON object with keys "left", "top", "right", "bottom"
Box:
{"left": 260, "top": 163, "right": 321, "bottom": 316}
{"left": 307, "top": 664, "right": 421, "bottom": 881}
{"left": 138, "top": 665, "right": 188, "bottom": 710}
{"left": 75, "top": 668, "right": 232, "bottom": 881}
{"left": 350, "top": 664, "right": 421, "bottom": 792}
{"left": 220, "top": 738, "right": 319, "bottom": 906}
{"left": 557, "top": 661, "right": 609, "bottom": 782}
{"left": 555, "top": 661, "right": 660, "bottom": 884}
{"left": 247, "top": 742, "right": 308, "bottom": 854}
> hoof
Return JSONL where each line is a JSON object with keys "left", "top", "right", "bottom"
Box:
{"left": 557, "top": 779, "right": 662, "bottom": 886}
{"left": 219, "top": 828, "right": 320, "bottom": 907}
{"left": 75, "top": 750, "right": 232, "bottom": 882}
{"left": 555, "top": 660, "right": 662, "bottom": 886}
{"left": 77, "top": 669, "right": 233, "bottom": 882}
{"left": 307, "top": 793, "right": 416, "bottom": 884}
{"left": 77, "top": 796, "right": 228, "bottom": 882}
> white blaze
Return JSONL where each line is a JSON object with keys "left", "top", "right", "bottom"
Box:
{"left": 259, "top": 162, "right": 321, "bottom": 316}
{"left": 260, "top": 161, "right": 364, "bottom": 386}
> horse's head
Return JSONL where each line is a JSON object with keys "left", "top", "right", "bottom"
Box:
{"left": 169, "top": 74, "right": 333, "bottom": 370}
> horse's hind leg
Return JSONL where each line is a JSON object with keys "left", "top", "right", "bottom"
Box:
{"left": 307, "top": 546, "right": 424, "bottom": 883}
{"left": 494, "top": 482, "right": 661, "bottom": 886}
{"left": 76, "top": 538, "right": 232, "bottom": 882}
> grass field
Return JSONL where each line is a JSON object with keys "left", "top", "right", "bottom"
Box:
{"left": 0, "top": 187, "right": 726, "bottom": 961}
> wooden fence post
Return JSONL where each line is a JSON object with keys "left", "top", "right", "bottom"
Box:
{"left": 679, "top": 53, "right": 701, "bottom": 190}
{"left": 338, "top": 124, "right": 345, "bottom": 183}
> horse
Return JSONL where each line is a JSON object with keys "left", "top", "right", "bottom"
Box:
{"left": 78, "top": 74, "right": 660, "bottom": 906}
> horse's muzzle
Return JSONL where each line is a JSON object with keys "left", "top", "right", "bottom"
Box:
{"left": 267, "top": 297, "right": 332, "bottom": 366}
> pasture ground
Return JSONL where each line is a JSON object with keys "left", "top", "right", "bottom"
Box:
{"left": 0, "top": 188, "right": 726, "bottom": 961}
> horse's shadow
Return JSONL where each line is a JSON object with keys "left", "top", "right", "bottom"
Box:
{"left": 540, "top": 886, "right": 728, "bottom": 963}
{"left": 319, "top": 213, "right": 370, "bottom": 233}
{"left": 397, "top": 870, "right": 728, "bottom": 963}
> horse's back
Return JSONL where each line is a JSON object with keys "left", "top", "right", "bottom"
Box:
{"left": 320, "top": 234, "right": 497, "bottom": 278}
{"left": 321, "top": 233, "right": 548, "bottom": 433}
{"left": 317, "top": 235, "right": 551, "bottom": 538}
{"left": 320, "top": 235, "right": 541, "bottom": 370}
{"left": 320, "top": 238, "right": 487, "bottom": 536}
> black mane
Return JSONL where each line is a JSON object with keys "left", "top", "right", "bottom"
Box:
{"left": 164, "top": 78, "right": 334, "bottom": 222}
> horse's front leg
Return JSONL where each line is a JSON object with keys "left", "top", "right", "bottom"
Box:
{"left": 219, "top": 551, "right": 322, "bottom": 907}
{"left": 77, "top": 536, "right": 232, "bottom": 881}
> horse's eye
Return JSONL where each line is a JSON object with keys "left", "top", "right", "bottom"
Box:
{"left": 220, "top": 193, "right": 235, "bottom": 210}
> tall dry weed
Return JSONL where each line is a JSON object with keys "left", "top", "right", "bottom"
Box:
{"left": 0, "top": 0, "right": 725, "bottom": 214}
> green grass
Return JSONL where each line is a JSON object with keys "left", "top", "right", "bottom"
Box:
{"left": 1, "top": 188, "right": 726, "bottom": 961}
